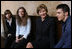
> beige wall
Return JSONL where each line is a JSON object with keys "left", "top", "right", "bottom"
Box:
{"left": 1, "top": 1, "right": 71, "bottom": 16}
{"left": 1, "top": 1, "right": 71, "bottom": 47}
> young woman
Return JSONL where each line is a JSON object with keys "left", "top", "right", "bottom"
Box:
{"left": 11, "top": 7, "right": 31, "bottom": 48}
{"left": 4, "top": 10, "right": 16, "bottom": 48}
{"left": 26, "top": 4, "right": 56, "bottom": 48}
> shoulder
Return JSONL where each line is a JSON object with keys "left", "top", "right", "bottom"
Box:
{"left": 12, "top": 16, "right": 16, "bottom": 22}
{"left": 27, "top": 17, "right": 31, "bottom": 22}
{"left": 47, "top": 17, "right": 55, "bottom": 21}
{"left": 36, "top": 17, "right": 41, "bottom": 22}
{"left": 28, "top": 17, "right": 30, "bottom": 20}
{"left": 66, "top": 17, "right": 71, "bottom": 30}
{"left": 46, "top": 17, "right": 56, "bottom": 25}
{"left": 12, "top": 16, "right": 15, "bottom": 18}
{"left": 27, "top": 17, "right": 31, "bottom": 24}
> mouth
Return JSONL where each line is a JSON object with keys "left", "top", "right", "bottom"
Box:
{"left": 42, "top": 14, "right": 46, "bottom": 16}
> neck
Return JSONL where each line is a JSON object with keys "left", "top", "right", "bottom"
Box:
{"left": 7, "top": 17, "right": 11, "bottom": 21}
{"left": 63, "top": 16, "right": 68, "bottom": 22}
{"left": 41, "top": 17, "right": 45, "bottom": 22}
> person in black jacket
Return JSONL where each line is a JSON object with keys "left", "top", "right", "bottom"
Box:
{"left": 4, "top": 10, "right": 16, "bottom": 48}
{"left": 26, "top": 4, "right": 56, "bottom": 48}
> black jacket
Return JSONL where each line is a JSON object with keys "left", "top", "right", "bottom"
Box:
{"left": 5, "top": 16, "right": 16, "bottom": 36}
{"left": 32, "top": 15, "right": 56, "bottom": 48}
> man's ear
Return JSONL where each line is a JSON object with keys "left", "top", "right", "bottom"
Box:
{"left": 65, "top": 12, "right": 68, "bottom": 16}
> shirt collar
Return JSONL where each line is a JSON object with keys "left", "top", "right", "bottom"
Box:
{"left": 6, "top": 18, "right": 12, "bottom": 22}
{"left": 62, "top": 16, "right": 71, "bottom": 24}
{"left": 6, "top": 17, "right": 12, "bottom": 26}
{"left": 40, "top": 15, "right": 49, "bottom": 22}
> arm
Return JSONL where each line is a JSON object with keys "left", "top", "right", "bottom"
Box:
{"left": 15, "top": 20, "right": 20, "bottom": 43}
{"left": 16, "top": 20, "right": 19, "bottom": 38}
{"left": 55, "top": 21, "right": 71, "bottom": 48}
{"left": 54, "top": 37, "right": 63, "bottom": 48}
{"left": 62, "top": 21, "right": 71, "bottom": 48}
{"left": 49, "top": 20, "right": 56, "bottom": 48}
{"left": 23, "top": 18, "right": 31, "bottom": 39}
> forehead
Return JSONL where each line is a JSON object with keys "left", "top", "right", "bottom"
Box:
{"left": 19, "top": 9, "right": 24, "bottom": 11}
{"left": 39, "top": 8, "right": 46, "bottom": 11}
{"left": 5, "top": 11, "right": 11, "bottom": 15}
{"left": 56, "top": 9, "right": 63, "bottom": 12}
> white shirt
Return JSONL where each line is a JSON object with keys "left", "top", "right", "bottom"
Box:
{"left": 6, "top": 18, "right": 12, "bottom": 26}
{"left": 16, "top": 18, "right": 31, "bottom": 39}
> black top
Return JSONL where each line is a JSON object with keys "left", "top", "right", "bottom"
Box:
{"left": 32, "top": 15, "right": 56, "bottom": 48}
{"left": 5, "top": 16, "right": 16, "bottom": 36}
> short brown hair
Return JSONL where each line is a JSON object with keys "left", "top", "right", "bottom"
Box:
{"left": 37, "top": 4, "right": 48, "bottom": 14}
{"left": 56, "top": 4, "right": 70, "bottom": 16}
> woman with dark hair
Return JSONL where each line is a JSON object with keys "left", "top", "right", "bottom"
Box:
{"left": 26, "top": 4, "right": 56, "bottom": 48}
{"left": 11, "top": 7, "right": 31, "bottom": 48}
{"left": 4, "top": 10, "right": 16, "bottom": 48}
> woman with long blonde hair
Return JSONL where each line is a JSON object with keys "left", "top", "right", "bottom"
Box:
{"left": 11, "top": 7, "right": 31, "bottom": 48}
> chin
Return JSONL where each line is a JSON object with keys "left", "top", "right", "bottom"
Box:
{"left": 58, "top": 19, "right": 61, "bottom": 21}
{"left": 42, "top": 16, "right": 46, "bottom": 18}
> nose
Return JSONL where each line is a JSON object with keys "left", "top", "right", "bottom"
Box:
{"left": 6, "top": 14, "right": 9, "bottom": 16}
{"left": 56, "top": 14, "right": 57, "bottom": 17}
{"left": 56, "top": 13, "right": 59, "bottom": 17}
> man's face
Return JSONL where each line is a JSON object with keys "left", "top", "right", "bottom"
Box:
{"left": 56, "top": 9, "right": 65, "bottom": 21}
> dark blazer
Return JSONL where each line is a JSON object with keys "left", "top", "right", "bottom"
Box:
{"left": 5, "top": 16, "right": 16, "bottom": 36}
{"left": 55, "top": 16, "right": 71, "bottom": 48}
{"left": 32, "top": 15, "right": 56, "bottom": 48}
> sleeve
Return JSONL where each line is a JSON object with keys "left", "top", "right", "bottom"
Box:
{"left": 49, "top": 19, "right": 56, "bottom": 48}
{"left": 16, "top": 20, "right": 19, "bottom": 37}
{"left": 62, "top": 20, "right": 71, "bottom": 48}
{"left": 55, "top": 20, "right": 71, "bottom": 48}
{"left": 23, "top": 18, "right": 31, "bottom": 39}
{"left": 54, "top": 37, "right": 63, "bottom": 48}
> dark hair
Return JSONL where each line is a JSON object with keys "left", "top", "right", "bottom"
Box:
{"left": 16, "top": 7, "right": 28, "bottom": 26}
{"left": 56, "top": 4, "right": 70, "bottom": 16}
{"left": 37, "top": 4, "right": 48, "bottom": 14}
{"left": 4, "top": 10, "right": 12, "bottom": 19}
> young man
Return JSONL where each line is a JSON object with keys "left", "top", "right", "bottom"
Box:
{"left": 55, "top": 4, "right": 71, "bottom": 48}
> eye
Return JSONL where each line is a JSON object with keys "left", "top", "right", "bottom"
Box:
{"left": 39, "top": 11, "right": 41, "bottom": 13}
{"left": 57, "top": 12, "right": 60, "bottom": 14}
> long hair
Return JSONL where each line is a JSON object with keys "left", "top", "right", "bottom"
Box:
{"left": 4, "top": 10, "right": 12, "bottom": 19}
{"left": 16, "top": 7, "right": 28, "bottom": 26}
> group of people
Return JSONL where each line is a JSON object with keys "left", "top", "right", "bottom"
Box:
{"left": 3, "top": 4, "right": 71, "bottom": 48}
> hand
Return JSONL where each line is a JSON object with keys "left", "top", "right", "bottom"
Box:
{"left": 16, "top": 39, "right": 20, "bottom": 43}
{"left": 19, "top": 36, "right": 24, "bottom": 40}
{"left": 8, "top": 34, "right": 11, "bottom": 37}
{"left": 26, "top": 42, "right": 33, "bottom": 48}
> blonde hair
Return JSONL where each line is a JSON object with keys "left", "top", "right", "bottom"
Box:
{"left": 16, "top": 7, "right": 28, "bottom": 26}
{"left": 37, "top": 4, "right": 48, "bottom": 14}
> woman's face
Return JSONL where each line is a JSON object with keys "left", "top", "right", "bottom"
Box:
{"left": 39, "top": 8, "right": 47, "bottom": 19}
{"left": 18, "top": 9, "right": 24, "bottom": 18}
{"left": 6, "top": 13, "right": 11, "bottom": 19}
